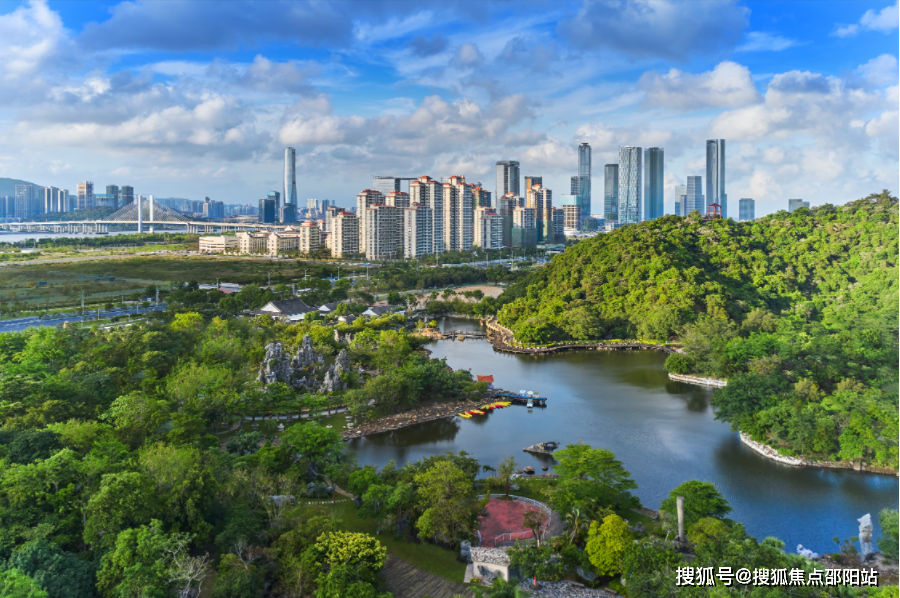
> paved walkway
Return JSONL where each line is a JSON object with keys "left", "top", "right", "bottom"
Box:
{"left": 380, "top": 555, "right": 474, "bottom": 598}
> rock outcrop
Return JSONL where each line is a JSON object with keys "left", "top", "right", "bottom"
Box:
{"left": 258, "top": 342, "right": 291, "bottom": 385}
{"left": 291, "top": 334, "right": 324, "bottom": 370}
{"left": 321, "top": 348, "right": 351, "bottom": 393}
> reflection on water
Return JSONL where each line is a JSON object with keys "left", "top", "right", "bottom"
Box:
{"left": 349, "top": 318, "right": 898, "bottom": 554}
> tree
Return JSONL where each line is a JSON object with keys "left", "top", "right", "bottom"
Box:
{"left": 878, "top": 508, "right": 899, "bottom": 559}
{"left": 281, "top": 421, "right": 344, "bottom": 472}
{"left": 522, "top": 508, "right": 547, "bottom": 547}
{"left": 496, "top": 455, "right": 517, "bottom": 500}
{"left": 0, "top": 569, "right": 48, "bottom": 598}
{"left": 414, "top": 460, "right": 477, "bottom": 543}
{"left": 659, "top": 480, "right": 732, "bottom": 531}
{"left": 308, "top": 532, "right": 387, "bottom": 580}
{"left": 5, "top": 539, "right": 97, "bottom": 598}
{"left": 170, "top": 312, "right": 204, "bottom": 333}
{"left": 84, "top": 472, "right": 158, "bottom": 549}
{"left": 687, "top": 517, "right": 730, "bottom": 546}
{"left": 551, "top": 443, "right": 637, "bottom": 508}
{"left": 585, "top": 515, "right": 632, "bottom": 576}
{"left": 507, "top": 542, "right": 563, "bottom": 581}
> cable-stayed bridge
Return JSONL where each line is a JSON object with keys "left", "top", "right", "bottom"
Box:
{"left": 0, "top": 197, "right": 296, "bottom": 234}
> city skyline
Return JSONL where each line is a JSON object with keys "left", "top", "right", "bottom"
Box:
{"left": 0, "top": 1, "right": 895, "bottom": 219}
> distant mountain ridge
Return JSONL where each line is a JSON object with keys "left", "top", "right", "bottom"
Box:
{"left": 0, "top": 178, "right": 42, "bottom": 197}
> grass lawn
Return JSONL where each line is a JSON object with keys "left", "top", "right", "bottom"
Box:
{"left": 328, "top": 501, "right": 468, "bottom": 582}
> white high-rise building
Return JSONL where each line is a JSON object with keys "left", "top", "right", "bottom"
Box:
{"left": 284, "top": 148, "right": 298, "bottom": 207}
{"left": 473, "top": 207, "right": 504, "bottom": 250}
{"left": 410, "top": 176, "right": 443, "bottom": 254}
{"left": 365, "top": 205, "right": 402, "bottom": 260}
{"left": 356, "top": 189, "right": 385, "bottom": 254}
{"left": 403, "top": 204, "right": 433, "bottom": 258}
{"left": 77, "top": 181, "right": 94, "bottom": 211}
{"left": 618, "top": 147, "right": 641, "bottom": 225}
{"left": 706, "top": 139, "right": 726, "bottom": 218}
{"left": 331, "top": 211, "right": 359, "bottom": 257}
{"left": 442, "top": 176, "right": 473, "bottom": 252}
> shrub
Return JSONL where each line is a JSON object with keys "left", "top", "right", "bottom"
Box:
{"left": 664, "top": 353, "right": 694, "bottom": 375}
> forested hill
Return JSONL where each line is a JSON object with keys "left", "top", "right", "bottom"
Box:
{"left": 499, "top": 191, "right": 898, "bottom": 344}
{"left": 498, "top": 191, "right": 898, "bottom": 468}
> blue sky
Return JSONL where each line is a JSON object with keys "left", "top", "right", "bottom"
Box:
{"left": 0, "top": 0, "right": 896, "bottom": 216}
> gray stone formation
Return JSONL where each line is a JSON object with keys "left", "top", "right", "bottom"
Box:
{"left": 858, "top": 513, "right": 874, "bottom": 560}
{"left": 291, "top": 334, "right": 324, "bottom": 370}
{"left": 258, "top": 342, "right": 291, "bottom": 385}
{"left": 321, "top": 349, "right": 352, "bottom": 393}
{"left": 796, "top": 544, "right": 819, "bottom": 559}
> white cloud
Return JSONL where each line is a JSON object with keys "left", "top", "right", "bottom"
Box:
{"left": 855, "top": 54, "right": 899, "bottom": 86}
{"left": 833, "top": 1, "right": 899, "bottom": 36}
{"left": 736, "top": 32, "right": 802, "bottom": 52}
{"left": 639, "top": 61, "right": 762, "bottom": 111}
{"left": 451, "top": 43, "right": 485, "bottom": 69}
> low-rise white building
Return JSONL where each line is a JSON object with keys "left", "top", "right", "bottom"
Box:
{"left": 199, "top": 235, "right": 240, "bottom": 254}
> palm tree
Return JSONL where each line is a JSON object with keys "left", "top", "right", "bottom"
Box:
{"left": 565, "top": 506, "right": 590, "bottom": 546}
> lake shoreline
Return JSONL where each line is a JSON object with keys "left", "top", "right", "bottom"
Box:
{"left": 739, "top": 432, "right": 899, "bottom": 476}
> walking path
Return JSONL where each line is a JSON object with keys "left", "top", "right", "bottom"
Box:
{"left": 380, "top": 555, "right": 474, "bottom": 598}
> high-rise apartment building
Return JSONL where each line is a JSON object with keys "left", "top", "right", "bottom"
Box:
{"left": 442, "top": 176, "right": 474, "bottom": 252}
{"left": 552, "top": 208, "right": 565, "bottom": 241}
{"left": 372, "top": 176, "right": 401, "bottom": 196}
{"left": 410, "top": 176, "right": 444, "bottom": 254}
{"left": 739, "top": 198, "right": 755, "bottom": 221}
{"left": 330, "top": 212, "right": 359, "bottom": 257}
{"left": 297, "top": 220, "right": 321, "bottom": 254}
{"left": 618, "top": 147, "right": 641, "bottom": 225}
{"left": 706, "top": 139, "right": 726, "bottom": 218}
{"left": 403, "top": 204, "right": 433, "bottom": 258}
{"left": 121, "top": 186, "right": 134, "bottom": 208}
{"left": 473, "top": 207, "right": 504, "bottom": 250}
{"left": 604, "top": 164, "right": 619, "bottom": 223}
{"left": 576, "top": 142, "right": 591, "bottom": 223}
{"left": 511, "top": 207, "right": 537, "bottom": 248}
{"left": 14, "top": 185, "right": 40, "bottom": 219}
{"left": 788, "top": 199, "right": 809, "bottom": 213}
{"left": 284, "top": 147, "right": 298, "bottom": 207}
{"left": 258, "top": 198, "right": 276, "bottom": 224}
{"left": 685, "top": 176, "right": 704, "bottom": 214}
{"left": 496, "top": 161, "right": 520, "bottom": 199}
{"left": 42, "top": 187, "right": 58, "bottom": 213}
{"left": 527, "top": 184, "right": 553, "bottom": 242}
{"left": 674, "top": 184, "right": 686, "bottom": 216}
{"left": 498, "top": 193, "right": 520, "bottom": 248}
{"left": 472, "top": 185, "right": 492, "bottom": 209}
{"left": 559, "top": 195, "right": 583, "bottom": 232}
{"left": 525, "top": 176, "right": 542, "bottom": 192}
{"left": 77, "top": 181, "right": 94, "bottom": 211}
{"left": 356, "top": 189, "right": 385, "bottom": 254}
{"left": 643, "top": 148, "right": 664, "bottom": 221}
{"left": 365, "top": 205, "right": 402, "bottom": 260}
{"left": 323, "top": 205, "right": 342, "bottom": 232}
{"left": 385, "top": 191, "right": 410, "bottom": 209}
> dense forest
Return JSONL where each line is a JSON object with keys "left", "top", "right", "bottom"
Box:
{"left": 497, "top": 192, "right": 898, "bottom": 468}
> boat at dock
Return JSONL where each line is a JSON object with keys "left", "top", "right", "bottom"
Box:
{"left": 493, "top": 390, "right": 548, "bottom": 407}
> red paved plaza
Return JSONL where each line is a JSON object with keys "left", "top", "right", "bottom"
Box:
{"left": 478, "top": 498, "right": 547, "bottom": 544}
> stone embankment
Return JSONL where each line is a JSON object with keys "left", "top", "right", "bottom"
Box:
{"left": 342, "top": 399, "right": 482, "bottom": 440}
{"left": 667, "top": 373, "right": 727, "bottom": 387}
{"left": 740, "top": 433, "right": 899, "bottom": 476}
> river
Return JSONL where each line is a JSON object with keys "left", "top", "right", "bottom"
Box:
{"left": 348, "top": 317, "right": 899, "bottom": 555}
{"left": 0, "top": 229, "right": 189, "bottom": 244}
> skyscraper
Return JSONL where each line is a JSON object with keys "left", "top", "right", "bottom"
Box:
{"left": 706, "top": 139, "right": 726, "bottom": 218}
{"left": 121, "top": 186, "right": 134, "bottom": 208}
{"left": 258, "top": 198, "right": 276, "bottom": 224}
{"left": 577, "top": 142, "right": 591, "bottom": 222}
{"left": 443, "top": 176, "right": 474, "bottom": 252}
{"left": 617, "top": 147, "right": 641, "bottom": 226}
{"left": 739, "top": 198, "right": 755, "bottom": 221}
{"left": 106, "top": 185, "right": 120, "bottom": 208}
{"left": 604, "top": 164, "right": 619, "bottom": 223}
{"left": 643, "top": 147, "right": 664, "bottom": 221}
{"left": 525, "top": 176, "right": 542, "bottom": 192}
{"left": 268, "top": 190, "right": 281, "bottom": 215}
{"left": 284, "top": 147, "right": 298, "bottom": 207}
{"left": 674, "top": 184, "right": 686, "bottom": 216}
{"left": 685, "top": 176, "right": 704, "bottom": 214}
{"left": 496, "top": 161, "right": 520, "bottom": 199}
{"left": 372, "top": 176, "right": 401, "bottom": 196}
{"left": 77, "top": 182, "right": 94, "bottom": 211}
{"left": 788, "top": 199, "right": 809, "bottom": 212}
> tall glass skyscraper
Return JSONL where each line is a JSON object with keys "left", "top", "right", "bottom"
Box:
{"left": 739, "top": 198, "right": 755, "bottom": 221}
{"left": 576, "top": 143, "right": 591, "bottom": 221}
{"left": 618, "top": 147, "right": 641, "bottom": 225}
{"left": 686, "top": 176, "right": 704, "bottom": 214}
{"left": 604, "top": 164, "right": 618, "bottom": 223}
{"left": 706, "top": 139, "right": 726, "bottom": 218}
{"left": 643, "top": 147, "right": 664, "bottom": 221}
{"left": 284, "top": 147, "right": 298, "bottom": 207}
{"left": 496, "top": 161, "right": 520, "bottom": 198}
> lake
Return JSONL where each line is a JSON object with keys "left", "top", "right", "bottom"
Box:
{"left": 348, "top": 317, "right": 899, "bottom": 555}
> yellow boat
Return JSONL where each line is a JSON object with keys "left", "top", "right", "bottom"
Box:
{"left": 458, "top": 413, "right": 472, "bottom": 419}
{"left": 470, "top": 410, "right": 485, "bottom": 415}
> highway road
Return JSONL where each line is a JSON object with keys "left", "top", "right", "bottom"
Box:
{"left": 0, "top": 304, "right": 168, "bottom": 332}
